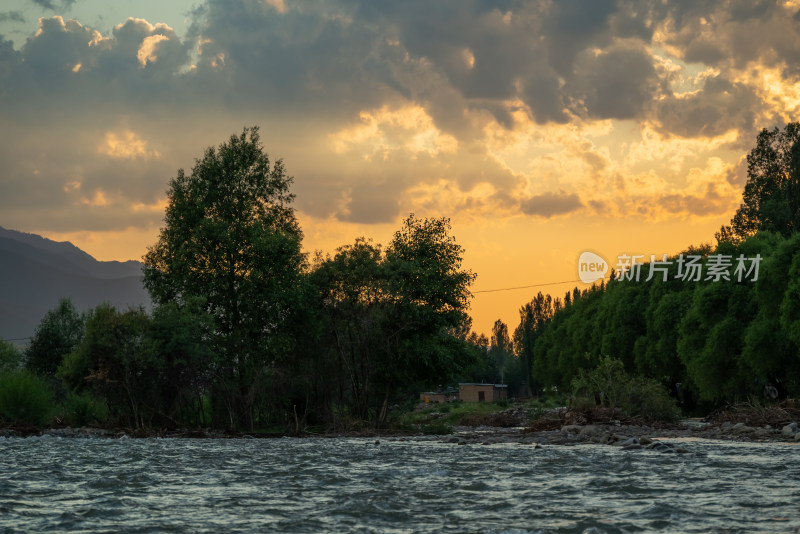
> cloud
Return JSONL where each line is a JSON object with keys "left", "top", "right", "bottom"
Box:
{"left": 30, "top": 0, "right": 76, "bottom": 11}
{"left": 3, "top": 0, "right": 800, "bottom": 244}
{"left": 521, "top": 191, "right": 583, "bottom": 218}
{"left": 570, "top": 44, "right": 663, "bottom": 120}
{"left": 0, "top": 11, "right": 25, "bottom": 23}
{"left": 656, "top": 75, "right": 760, "bottom": 138}
{"left": 98, "top": 130, "right": 160, "bottom": 160}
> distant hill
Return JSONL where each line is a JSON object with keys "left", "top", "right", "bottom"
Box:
{"left": 0, "top": 226, "right": 151, "bottom": 344}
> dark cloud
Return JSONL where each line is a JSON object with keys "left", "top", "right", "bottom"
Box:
{"left": 1, "top": 0, "right": 798, "bottom": 236}
{"left": 521, "top": 191, "right": 583, "bottom": 218}
{"left": 30, "top": 0, "right": 75, "bottom": 11}
{"left": 337, "top": 186, "right": 400, "bottom": 224}
{"left": 656, "top": 76, "right": 760, "bottom": 138}
{"left": 0, "top": 11, "right": 25, "bottom": 23}
{"left": 570, "top": 43, "right": 662, "bottom": 120}
{"left": 659, "top": 183, "right": 731, "bottom": 216}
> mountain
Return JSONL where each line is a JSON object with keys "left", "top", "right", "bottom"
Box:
{"left": 0, "top": 226, "right": 151, "bottom": 344}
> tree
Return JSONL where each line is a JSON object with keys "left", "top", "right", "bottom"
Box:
{"left": 143, "top": 127, "right": 304, "bottom": 430}
{"left": 59, "top": 304, "right": 153, "bottom": 428}
{"left": 0, "top": 340, "right": 22, "bottom": 373}
{"left": 718, "top": 123, "right": 800, "bottom": 243}
{"left": 310, "top": 238, "right": 389, "bottom": 423}
{"left": 25, "top": 297, "right": 84, "bottom": 377}
{"left": 513, "top": 292, "right": 554, "bottom": 393}
{"left": 378, "top": 214, "right": 476, "bottom": 425}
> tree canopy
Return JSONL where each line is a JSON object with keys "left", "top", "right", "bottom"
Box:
{"left": 143, "top": 126, "right": 305, "bottom": 429}
{"left": 718, "top": 122, "right": 800, "bottom": 243}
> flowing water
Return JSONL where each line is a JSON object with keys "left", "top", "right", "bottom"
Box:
{"left": 1, "top": 435, "right": 798, "bottom": 533}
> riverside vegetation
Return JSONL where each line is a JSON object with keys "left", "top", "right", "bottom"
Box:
{"left": 2, "top": 124, "right": 800, "bottom": 438}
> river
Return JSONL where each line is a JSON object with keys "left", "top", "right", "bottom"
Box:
{"left": 1, "top": 435, "right": 798, "bottom": 533}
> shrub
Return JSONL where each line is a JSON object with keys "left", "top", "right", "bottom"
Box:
{"left": 62, "top": 392, "right": 108, "bottom": 427}
{"left": 0, "top": 371, "right": 55, "bottom": 426}
{"left": 571, "top": 356, "right": 679, "bottom": 423}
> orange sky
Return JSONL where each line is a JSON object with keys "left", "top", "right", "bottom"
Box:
{"left": 2, "top": 0, "right": 798, "bottom": 336}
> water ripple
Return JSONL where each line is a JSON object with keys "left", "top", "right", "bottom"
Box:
{"left": 1, "top": 437, "right": 799, "bottom": 532}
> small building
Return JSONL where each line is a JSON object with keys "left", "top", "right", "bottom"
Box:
{"left": 458, "top": 383, "right": 508, "bottom": 402}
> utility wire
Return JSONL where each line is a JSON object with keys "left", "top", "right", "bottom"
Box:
{"left": 3, "top": 279, "right": 607, "bottom": 340}
{"left": 472, "top": 276, "right": 609, "bottom": 294}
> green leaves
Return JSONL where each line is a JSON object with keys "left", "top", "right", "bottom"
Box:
{"left": 25, "top": 297, "right": 84, "bottom": 377}
{"left": 719, "top": 123, "right": 800, "bottom": 242}
{"left": 143, "top": 127, "right": 304, "bottom": 429}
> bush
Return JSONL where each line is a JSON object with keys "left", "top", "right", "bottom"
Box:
{"left": 62, "top": 392, "right": 108, "bottom": 427}
{"left": 0, "top": 371, "right": 55, "bottom": 426}
{"left": 571, "top": 356, "right": 679, "bottom": 423}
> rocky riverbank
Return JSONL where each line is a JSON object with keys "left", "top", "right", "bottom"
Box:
{"left": 388, "top": 400, "right": 800, "bottom": 451}
{"left": 429, "top": 418, "right": 800, "bottom": 448}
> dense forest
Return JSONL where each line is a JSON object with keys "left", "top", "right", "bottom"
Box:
{"left": 1, "top": 123, "right": 799, "bottom": 432}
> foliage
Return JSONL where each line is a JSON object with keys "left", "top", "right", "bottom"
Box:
{"left": 0, "top": 340, "right": 22, "bottom": 373}
{"left": 62, "top": 392, "right": 109, "bottom": 427}
{"left": 718, "top": 122, "right": 800, "bottom": 242}
{"left": 0, "top": 371, "right": 54, "bottom": 426}
{"left": 307, "top": 215, "right": 477, "bottom": 427}
{"left": 143, "top": 127, "right": 304, "bottom": 430}
{"left": 25, "top": 297, "right": 84, "bottom": 377}
{"left": 571, "top": 357, "right": 678, "bottom": 423}
{"left": 59, "top": 301, "right": 217, "bottom": 429}
{"left": 513, "top": 292, "right": 556, "bottom": 392}
{"left": 529, "top": 227, "right": 800, "bottom": 408}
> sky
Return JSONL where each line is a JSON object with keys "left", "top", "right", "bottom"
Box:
{"left": 1, "top": 0, "right": 799, "bottom": 336}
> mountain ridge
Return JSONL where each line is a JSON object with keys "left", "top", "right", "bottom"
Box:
{"left": 0, "top": 226, "right": 151, "bottom": 344}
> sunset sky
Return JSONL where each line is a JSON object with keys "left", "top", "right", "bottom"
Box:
{"left": 1, "top": 0, "right": 799, "bottom": 335}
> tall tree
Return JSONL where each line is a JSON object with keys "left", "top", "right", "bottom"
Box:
{"left": 143, "top": 127, "right": 304, "bottom": 430}
{"left": 514, "top": 292, "right": 554, "bottom": 393}
{"left": 718, "top": 123, "right": 800, "bottom": 242}
{"left": 489, "top": 319, "right": 512, "bottom": 383}
{"left": 378, "top": 215, "right": 476, "bottom": 424}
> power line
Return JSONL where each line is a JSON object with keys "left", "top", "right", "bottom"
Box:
{"left": 472, "top": 278, "right": 587, "bottom": 294}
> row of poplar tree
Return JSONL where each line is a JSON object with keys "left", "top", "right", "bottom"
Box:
{"left": 492, "top": 123, "right": 800, "bottom": 408}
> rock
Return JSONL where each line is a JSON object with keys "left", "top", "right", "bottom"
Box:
{"left": 618, "top": 437, "right": 640, "bottom": 447}
{"left": 621, "top": 444, "right": 641, "bottom": 451}
{"left": 445, "top": 436, "right": 460, "bottom": 443}
{"left": 646, "top": 441, "right": 675, "bottom": 453}
{"left": 794, "top": 432, "right": 800, "bottom": 442}
{"left": 781, "top": 422, "right": 798, "bottom": 437}
{"left": 579, "top": 425, "right": 602, "bottom": 438}
{"left": 639, "top": 436, "right": 653, "bottom": 446}
{"left": 561, "top": 424, "right": 583, "bottom": 434}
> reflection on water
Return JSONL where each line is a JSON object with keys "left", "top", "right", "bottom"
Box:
{"left": 1, "top": 435, "right": 799, "bottom": 533}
